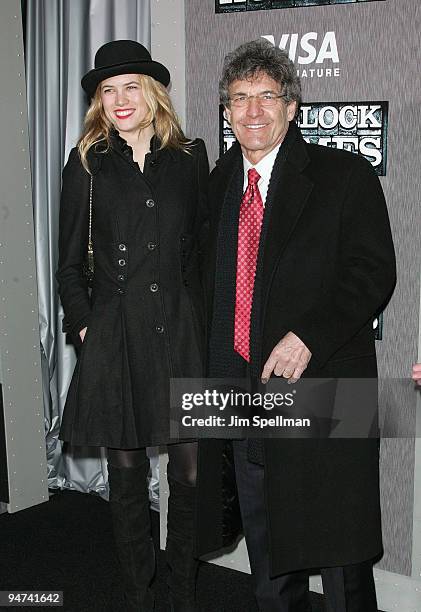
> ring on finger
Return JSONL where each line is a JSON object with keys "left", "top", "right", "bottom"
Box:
{"left": 283, "top": 370, "right": 293, "bottom": 378}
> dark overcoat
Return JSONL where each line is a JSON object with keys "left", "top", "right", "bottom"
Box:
{"left": 195, "top": 123, "right": 396, "bottom": 576}
{"left": 57, "top": 134, "right": 209, "bottom": 448}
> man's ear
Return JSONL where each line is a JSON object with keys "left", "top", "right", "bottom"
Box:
{"left": 287, "top": 100, "right": 297, "bottom": 122}
{"left": 223, "top": 106, "right": 231, "bottom": 124}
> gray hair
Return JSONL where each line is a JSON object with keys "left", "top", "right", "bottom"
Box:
{"left": 219, "top": 39, "right": 301, "bottom": 113}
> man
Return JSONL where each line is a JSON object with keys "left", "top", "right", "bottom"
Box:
{"left": 195, "top": 40, "right": 396, "bottom": 611}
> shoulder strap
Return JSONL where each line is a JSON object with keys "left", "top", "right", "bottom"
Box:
{"left": 88, "top": 174, "right": 93, "bottom": 252}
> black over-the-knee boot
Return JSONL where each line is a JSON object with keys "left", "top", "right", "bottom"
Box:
{"left": 166, "top": 477, "right": 199, "bottom": 612}
{"left": 108, "top": 461, "right": 156, "bottom": 612}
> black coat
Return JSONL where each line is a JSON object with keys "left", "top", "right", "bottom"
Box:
{"left": 57, "top": 134, "right": 209, "bottom": 448}
{"left": 195, "top": 123, "right": 396, "bottom": 575}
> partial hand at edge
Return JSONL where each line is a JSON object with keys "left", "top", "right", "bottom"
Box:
{"left": 413, "top": 363, "right": 421, "bottom": 386}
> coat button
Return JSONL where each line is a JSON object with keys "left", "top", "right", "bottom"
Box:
{"left": 118, "top": 243, "right": 127, "bottom": 251}
{"left": 155, "top": 325, "right": 164, "bottom": 334}
{"left": 117, "top": 274, "right": 125, "bottom": 282}
{"left": 150, "top": 283, "right": 159, "bottom": 292}
{"left": 180, "top": 236, "right": 186, "bottom": 243}
{"left": 147, "top": 242, "right": 157, "bottom": 251}
{"left": 146, "top": 199, "right": 155, "bottom": 208}
{"left": 118, "top": 259, "right": 126, "bottom": 266}
{"left": 117, "top": 288, "right": 124, "bottom": 295}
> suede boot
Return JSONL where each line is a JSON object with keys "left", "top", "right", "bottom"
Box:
{"left": 166, "top": 477, "right": 199, "bottom": 612}
{"left": 108, "top": 461, "right": 156, "bottom": 612}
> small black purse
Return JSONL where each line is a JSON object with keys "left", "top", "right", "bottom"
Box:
{"left": 82, "top": 174, "right": 94, "bottom": 286}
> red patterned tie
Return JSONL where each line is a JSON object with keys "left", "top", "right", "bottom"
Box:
{"left": 234, "top": 168, "right": 264, "bottom": 362}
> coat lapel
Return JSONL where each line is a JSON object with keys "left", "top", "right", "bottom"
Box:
{"left": 262, "top": 125, "right": 314, "bottom": 294}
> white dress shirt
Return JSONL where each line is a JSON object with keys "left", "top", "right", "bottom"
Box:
{"left": 242, "top": 142, "right": 282, "bottom": 206}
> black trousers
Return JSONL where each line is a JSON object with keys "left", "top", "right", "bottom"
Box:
{"left": 232, "top": 440, "right": 378, "bottom": 612}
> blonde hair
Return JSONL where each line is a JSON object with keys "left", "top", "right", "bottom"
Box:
{"left": 78, "top": 74, "right": 191, "bottom": 173}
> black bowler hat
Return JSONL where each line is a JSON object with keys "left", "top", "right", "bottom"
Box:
{"left": 81, "top": 39, "right": 170, "bottom": 97}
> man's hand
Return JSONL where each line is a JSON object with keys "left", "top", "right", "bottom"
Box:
{"left": 79, "top": 327, "right": 87, "bottom": 342}
{"left": 261, "top": 331, "right": 312, "bottom": 384}
{"left": 413, "top": 363, "right": 421, "bottom": 386}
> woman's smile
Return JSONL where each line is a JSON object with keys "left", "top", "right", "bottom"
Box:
{"left": 114, "top": 108, "right": 135, "bottom": 119}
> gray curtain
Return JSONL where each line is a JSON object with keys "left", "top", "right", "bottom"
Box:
{"left": 25, "top": 0, "right": 152, "bottom": 496}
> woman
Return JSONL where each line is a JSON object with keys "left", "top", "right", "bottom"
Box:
{"left": 57, "top": 40, "right": 208, "bottom": 612}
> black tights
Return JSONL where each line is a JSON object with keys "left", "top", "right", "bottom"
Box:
{"left": 107, "top": 442, "right": 198, "bottom": 487}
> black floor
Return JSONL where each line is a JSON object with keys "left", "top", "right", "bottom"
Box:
{"left": 0, "top": 490, "right": 338, "bottom": 611}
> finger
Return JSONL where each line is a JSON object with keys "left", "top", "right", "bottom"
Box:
{"left": 283, "top": 356, "right": 300, "bottom": 379}
{"left": 288, "top": 365, "right": 306, "bottom": 384}
{"left": 273, "top": 357, "right": 290, "bottom": 377}
{"left": 261, "top": 353, "right": 279, "bottom": 383}
{"left": 292, "top": 354, "right": 311, "bottom": 378}
{"left": 280, "top": 355, "right": 300, "bottom": 379}
{"left": 273, "top": 362, "right": 285, "bottom": 377}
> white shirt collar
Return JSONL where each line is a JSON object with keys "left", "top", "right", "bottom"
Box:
{"left": 242, "top": 142, "right": 282, "bottom": 205}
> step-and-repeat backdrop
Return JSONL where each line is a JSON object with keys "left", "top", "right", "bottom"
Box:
{"left": 185, "top": 0, "right": 421, "bottom": 579}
